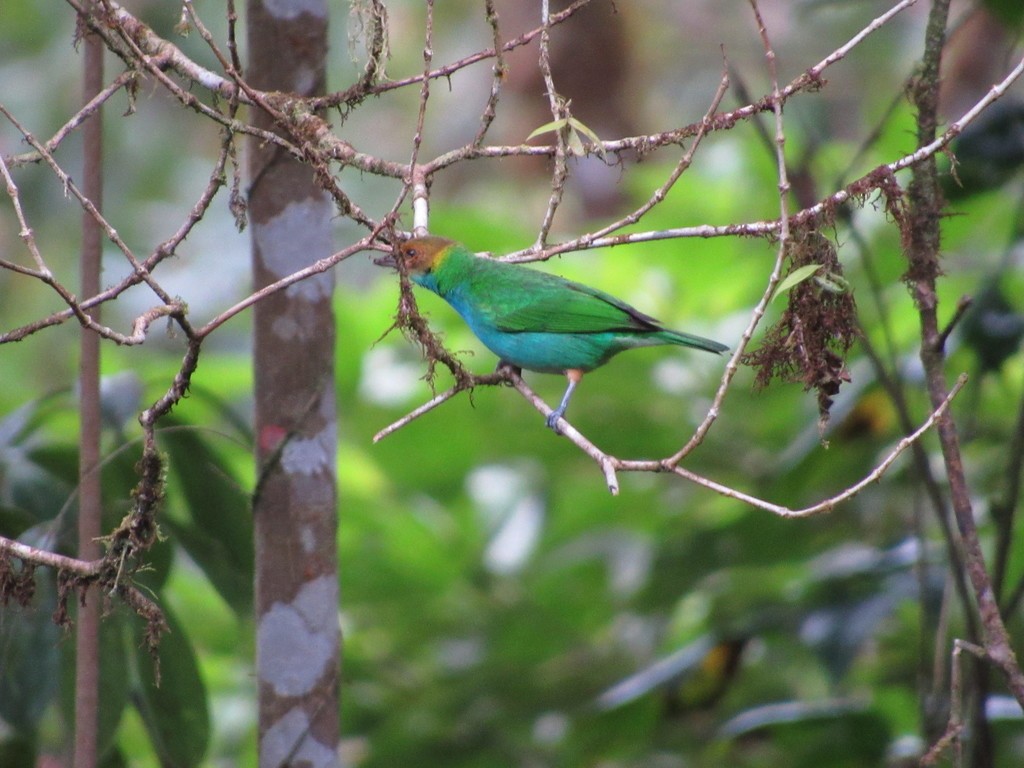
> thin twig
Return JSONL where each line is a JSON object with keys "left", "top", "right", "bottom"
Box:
{"left": 661, "top": 375, "right": 966, "bottom": 515}
{"left": 0, "top": 537, "right": 103, "bottom": 578}
{"left": 667, "top": 0, "right": 795, "bottom": 467}
{"left": 0, "top": 151, "right": 51, "bottom": 275}
{"left": 0, "top": 103, "right": 174, "bottom": 305}
{"left": 197, "top": 238, "right": 379, "bottom": 338}
{"left": 4, "top": 71, "right": 137, "bottom": 167}
{"left": 311, "top": 0, "right": 595, "bottom": 109}
{"left": 405, "top": 0, "right": 435, "bottom": 236}
{"left": 534, "top": 0, "right": 569, "bottom": 248}
{"left": 473, "top": 0, "right": 505, "bottom": 148}
{"left": 921, "top": 639, "right": 988, "bottom": 765}
{"left": 372, "top": 371, "right": 510, "bottom": 443}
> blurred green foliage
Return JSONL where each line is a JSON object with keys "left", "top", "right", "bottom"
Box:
{"left": 2, "top": 0, "right": 1024, "bottom": 766}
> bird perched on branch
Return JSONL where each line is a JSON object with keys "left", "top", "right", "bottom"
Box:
{"left": 375, "top": 236, "right": 728, "bottom": 432}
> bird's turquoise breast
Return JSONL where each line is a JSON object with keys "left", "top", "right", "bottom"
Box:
{"left": 473, "top": 324, "right": 622, "bottom": 373}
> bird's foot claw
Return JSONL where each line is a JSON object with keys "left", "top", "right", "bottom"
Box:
{"left": 545, "top": 411, "right": 565, "bottom": 435}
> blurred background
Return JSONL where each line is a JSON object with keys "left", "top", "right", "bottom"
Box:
{"left": 2, "top": 0, "right": 1024, "bottom": 765}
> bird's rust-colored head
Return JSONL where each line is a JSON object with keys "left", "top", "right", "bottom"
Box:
{"left": 374, "top": 236, "right": 458, "bottom": 277}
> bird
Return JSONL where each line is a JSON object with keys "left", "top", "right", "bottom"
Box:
{"left": 375, "top": 236, "right": 728, "bottom": 431}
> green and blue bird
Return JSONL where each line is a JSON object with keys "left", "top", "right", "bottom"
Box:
{"left": 376, "top": 236, "right": 728, "bottom": 431}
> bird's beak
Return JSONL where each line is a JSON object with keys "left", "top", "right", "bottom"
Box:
{"left": 373, "top": 252, "right": 398, "bottom": 268}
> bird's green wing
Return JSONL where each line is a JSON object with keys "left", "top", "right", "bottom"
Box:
{"left": 470, "top": 265, "right": 660, "bottom": 334}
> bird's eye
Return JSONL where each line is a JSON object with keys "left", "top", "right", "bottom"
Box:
{"left": 404, "top": 247, "right": 418, "bottom": 258}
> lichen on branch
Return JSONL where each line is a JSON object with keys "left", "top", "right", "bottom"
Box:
{"left": 742, "top": 227, "right": 858, "bottom": 431}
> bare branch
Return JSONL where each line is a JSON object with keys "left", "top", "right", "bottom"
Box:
{"left": 4, "top": 71, "right": 137, "bottom": 168}
{"left": 0, "top": 151, "right": 51, "bottom": 276}
{"left": 0, "top": 537, "right": 103, "bottom": 578}
{"left": 534, "top": 0, "right": 569, "bottom": 247}
{"left": 473, "top": 0, "right": 505, "bottom": 148}
{"left": 666, "top": 0, "right": 793, "bottom": 466}
{"left": 311, "top": 0, "right": 596, "bottom": 109}
{"left": 197, "top": 238, "right": 380, "bottom": 338}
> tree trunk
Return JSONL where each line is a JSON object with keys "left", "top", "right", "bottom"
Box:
{"left": 73, "top": 27, "right": 104, "bottom": 768}
{"left": 247, "top": 2, "right": 340, "bottom": 765}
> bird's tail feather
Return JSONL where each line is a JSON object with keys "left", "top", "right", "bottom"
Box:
{"left": 664, "top": 330, "right": 729, "bottom": 354}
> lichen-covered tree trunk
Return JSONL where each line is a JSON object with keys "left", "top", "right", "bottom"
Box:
{"left": 247, "top": 2, "right": 339, "bottom": 765}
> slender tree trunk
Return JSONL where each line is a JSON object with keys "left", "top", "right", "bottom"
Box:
{"left": 905, "top": 0, "right": 1023, "bottom": 763}
{"left": 247, "top": 2, "right": 340, "bottom": 766}
{"left": 73, "top": 25, "right": 103, "bottom": 768}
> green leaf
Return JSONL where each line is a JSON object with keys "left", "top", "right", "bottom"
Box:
{"left": 98, "top": 615, "right": 132, "bottom": 759}
{"left": 567, "top": 129, "right": 586, "bottom": 156}
{"left": 0, "top": 505, "right": 37, "bottom": 540}
{"left": 984, "top": 0, "right": 1024, "bottom": 29}
{"left": 0, "top": 735, "right": 36, "bottom": 767}
{"left": 527, "top": 117, "right": 604, "bottom": 155}
{"left": 773, "top": 263, "right": 823, "bottom": 302}
{"left": 526, "top": 118, "right": 570, "bottom": 141}
{"left": 0, "top": 589, "right": 60, "bottom": 731}
{"left": 161, "top": 422, "right": 253, "bottom": 614}
{"left": 57, "top": 607, "right": 131, "bottom": 761}
{"left": 567, "top": 117, "right": 603, "bottom": 147}
{"left": 4, "top": 443, "right": 76, "bottom": 530}
{"left": 133, "top": 604, "right": 210, "bottom": 768}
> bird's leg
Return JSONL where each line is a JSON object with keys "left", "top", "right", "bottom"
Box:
{"left": 546, "top": 369, "right": 583, "bottom": 433}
